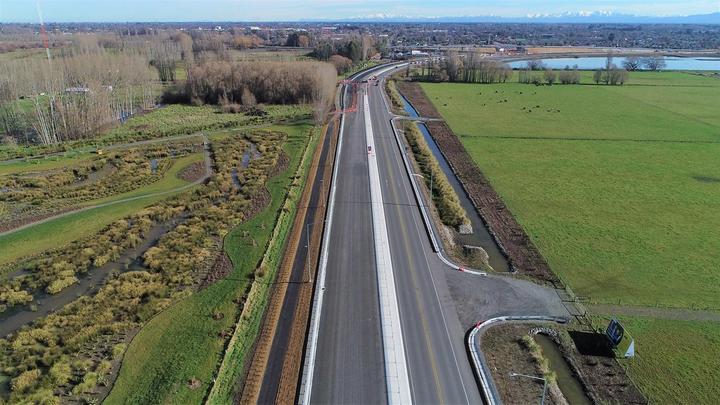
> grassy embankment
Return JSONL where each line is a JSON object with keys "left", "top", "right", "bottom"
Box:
{"left": 385, "top": 78, "right": 407, "bottom": 115}
{"left": 420, "top": 71, "right": 720, "bottom": 403}
{"left": 106, "top": 122, "right": 316, "bottom": 404}
{"left": 0, "top": 153, "right": 203, "bottom": 268}
{"left": 340, "top": 60, "right": 380, "bottom": 80}
{"left": 0, "top": 154, "right": 96, "bottom": 176}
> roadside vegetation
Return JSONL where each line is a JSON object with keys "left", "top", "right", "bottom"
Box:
{"left": 385, "top": 78, "right": 406, "bottom": 115}
{"left": 403, "top": 122, "right": 469, "bottom": 230}
{"left": 420, "top": 70, "right": 720, "bottom": 402}
{"left": 207, "top": 122, "right": 318, "bottom": 403}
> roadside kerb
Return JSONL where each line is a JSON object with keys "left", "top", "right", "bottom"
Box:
{"left": 298, "top": 61, "right": 413, "bottom": 405}
{"left": 376, "top": 71, "right": 486, "bottom": 277}
{"left": 296, "top": 83, "right": 349, "bottom": 405}
{"left": 467, "top": 316, "right": 569, "bottom": 405}
{"left": 364, "top": 93, "right": 413, "bottom": 404}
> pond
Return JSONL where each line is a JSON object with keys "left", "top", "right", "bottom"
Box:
{"left": 509, "top": 56, "right": 720, "bottom": 71}
{"left": 0, "top": 219, "right": 179, "bottom": 337}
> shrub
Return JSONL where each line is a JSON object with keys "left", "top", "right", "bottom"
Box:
{"left": 11, "top": 369, "right": 42, "bottom": 392}
{"left": 403, "top": 123, "right": 469, "bottom": 229}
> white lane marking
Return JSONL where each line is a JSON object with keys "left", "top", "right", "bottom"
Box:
{"left": 365, "top": 93, "right": 413, "bottom": 405}
{"left": 298, "top": 86, "right": 348, "bottom": 405}
{"left": 372, "top": 84, "right": 472, "bottom": 403}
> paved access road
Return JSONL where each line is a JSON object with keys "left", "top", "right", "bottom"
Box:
{"left": 308, "top": 65, "right": 482, "bottom": 404}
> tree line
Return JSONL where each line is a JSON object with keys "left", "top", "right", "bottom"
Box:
{"left": 311, "top": 35, "right": 380, "bottom": 64}
{"left": 415, "top": 51, "right": 512, "bottom": 84}
{"left": 0, "top": 49, "right": 156, "bottom": 145}
{"left": 183, "top": 60, "right": 337, "bottom": 122}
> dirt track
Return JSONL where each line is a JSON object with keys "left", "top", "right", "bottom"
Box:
{"left": 398, "top": 82, "right": 559, "bottom": 286}
{"left": 238, "top": 117, "right": 336, "bottom": 404}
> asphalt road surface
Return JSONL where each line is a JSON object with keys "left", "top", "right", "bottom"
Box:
{"left": 309, "top": 65, "right": 482, "bottom": 404}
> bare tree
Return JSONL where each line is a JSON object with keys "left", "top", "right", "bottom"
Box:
{"left": 184, "top": 60, "right": 336, "bottom": 123}
{"left": 593, "top": 69, "right": 603, "bottom": 84}
{"left": 174, "top": 32, "right": 194, "bottom": 64}
{"left": 559, "top": 66, "right": 581, "bottom": 84}
{"left": 622, "top": 56, "right": 641, "bottom": 71}
{"left": 604, "top": 53, "right": 615, "bottom": 84}
{"left": 543, "top": 68, "right": 557, "bottom": 85}
{"left": 329, "top": 55, "right": 352, "bottom": 75}
{"left": 643, "top": 56, "right": 667, "bottom": 71}
{"left": 608, "top": 68, "right": 629, "bottom": 85}
{"left": 361, "top": 35, "right": 374, "bottom": 61}
{"left": 444, "top": 51, "right": 464, "bottom": 82}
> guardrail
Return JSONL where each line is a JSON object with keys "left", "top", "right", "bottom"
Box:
{"left": 467, "top": 316, "right": 569, "bottom": 405}
{"left": 375, "top": 69, "right": 487, "bottom": 277}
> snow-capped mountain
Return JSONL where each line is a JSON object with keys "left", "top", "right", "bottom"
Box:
{"left": 319, "top": 11, "right": 720, "bottom": 24}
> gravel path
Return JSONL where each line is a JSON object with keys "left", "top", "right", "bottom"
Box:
{"left": 0, "top": 135, "right": 212, "bottom": 238}
{"left": 589, "top": 304, "right": 720, "bottom": 322}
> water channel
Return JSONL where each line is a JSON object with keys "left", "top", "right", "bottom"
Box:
{"left": 534, "top": 333, "right": 592, "bottom": 405}
{"left": 0, "top": 219, "right": 180, "bottom": 337}
{"left": 400, "top": 94, "right": 509, "bottom": 272}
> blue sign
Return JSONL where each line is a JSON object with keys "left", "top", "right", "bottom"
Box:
{"left": 606, "top": 318, "right": 624, "bottom": 347}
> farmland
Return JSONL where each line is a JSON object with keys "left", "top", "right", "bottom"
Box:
{"left": 419, "top": 70, "right": 720, "bottom": 402}
{"left": 614, "top": 316, "right": 720, "bottom": 404}
{"left": 420, "top": 72, "right": 720, "bottom": 308}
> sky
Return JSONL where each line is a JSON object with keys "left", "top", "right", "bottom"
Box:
{"left": 1, "top": 0, "right": 718, "bottom": 23}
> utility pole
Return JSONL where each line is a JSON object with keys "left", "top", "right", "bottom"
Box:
{"left": 430, "top": 170, "right": 433, "bottom": 198}
{"left": 305, "top": 222, "right": 311, "bottom": 281}
{"left": 305, "top": 220, "right": 325, "bottom": 283}
{"left": 510, "top": 372, "right": 547, "bottom": 405}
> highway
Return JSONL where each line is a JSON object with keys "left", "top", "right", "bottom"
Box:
{"left": 303, "top": 64, "right": 482, "bottom": 404}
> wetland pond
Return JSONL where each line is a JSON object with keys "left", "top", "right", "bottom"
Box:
{"left": 0, "top": 219, "right": 179, "bottom": 337}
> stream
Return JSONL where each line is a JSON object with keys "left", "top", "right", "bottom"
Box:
{"left": 0, "top": 219, "right": 179, "bottom": 337}
{"left": 400, "top": 94, "right": 509, "bottom": 272}
{"left": 233, "top": 142, "right": 261, "bottom": 188}
{"left": 534, "top": 334, "right": 592, "bottom": 405}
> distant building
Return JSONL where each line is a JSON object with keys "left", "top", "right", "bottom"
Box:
{"left": 65, "top": 87, "right": 90, "bottom": 94}
{"left": 411, "top": 50, "right": 429, "bottom": 57}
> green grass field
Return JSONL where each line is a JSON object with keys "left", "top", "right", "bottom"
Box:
{"left": 612, "top": 316, "right": 720, "bottom": 404}
{"left": 0, "top": 153, "right": 96, "bottom": 176}
{"left": 0, "top": 153, "right": 203, "bottom": 267}
{"left": 424, "top": 72, "right": 720, "bottom": 142}
{"left": 106, "top": 122, "right": 313, "bottom": 404}
{"left": 420, "top": 72, "right": 720, "bottom": 308}
{"left": 420, "top": 71, "right": 720, "bottom": 403}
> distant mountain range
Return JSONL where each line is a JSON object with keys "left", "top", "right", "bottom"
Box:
{"left": 317, "top": 11, "right": 720, "bottom": 24}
